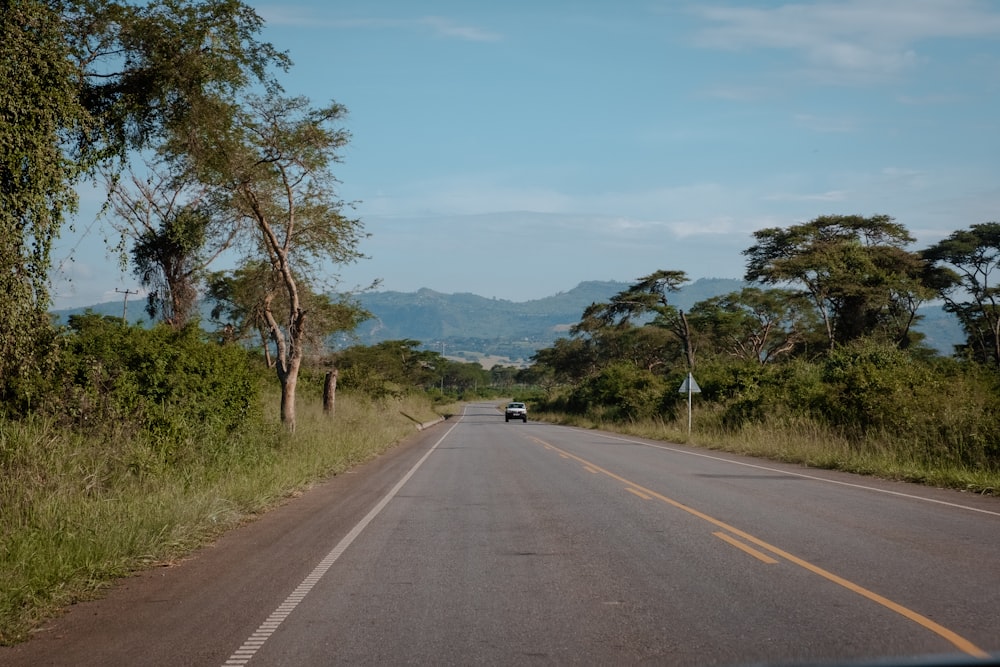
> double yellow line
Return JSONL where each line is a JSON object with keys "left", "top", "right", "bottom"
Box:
{"left": 528, "top": 436, "right": 989, "bottom": 659}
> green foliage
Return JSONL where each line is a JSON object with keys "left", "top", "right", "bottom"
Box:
{"left": 1, "top": 0, "right": 285, "bottom": 401}
{"left": 132, "top": 204, "right": 209, "bottom": 325}
{"left": 563, "top": 362, "right": 670, "bottom": 422}
{"left": 744, "top": 214, "right": 933, "bottom": 348}
{"left": 688, "top": 287, "right": 821, "bottom": 364}
{"left": 65, "top": 0, "right": 289, "bottom": 165}
{"left": 197, "top": 91, "right": 366, "bottom": 430}
{"left": 530, "top": 255, "right": 1000, "bottom": 478}
{"left": 694, "top": 357, "right": 825, "bottom": 423}
{"left": 31, "top": 313, "right": 263, "bottom": 465}
{"left": 923, "top": 222, "right": 1000, "bottom": 367}
{"left": 0, "top": 1, "right": 84, "bottom": 389}
{"left": 334, "top": 339, "right": 492, "bottom": 400}
{"left": 817, "top": 341, "right": 1000, "bottom": 468}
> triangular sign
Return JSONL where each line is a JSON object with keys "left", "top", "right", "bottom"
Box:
{"left": 678, "top": 374, "right": 701, "bottom": 394}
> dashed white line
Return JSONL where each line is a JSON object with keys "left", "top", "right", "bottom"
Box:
{"left": 221, "top": 413, "right": 462, "bottom": 666}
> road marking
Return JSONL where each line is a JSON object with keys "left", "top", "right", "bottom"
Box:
{"left": 714, "top": 531, "right": 779, "bottom": 564}
{"left": 222, "top": 410, "right": 464, "bottom": 666}
{"left": 587, "top": 431, "right": 1000, "bottom": 517}
{"left": 626, "top": 487, "right": 652, "bottom": 500}
{"left": 528, "top": 435, "right": 990, "bottom": 659}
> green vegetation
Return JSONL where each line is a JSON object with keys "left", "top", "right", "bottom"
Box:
{"left": 528, "top": 216, "right": 1000, "bottom": 495}
{"left": 532, "top": 351, "right": 1000, "bottom": 493}
{"left": 0, "top": 317, "right": 444, "bottom": 645}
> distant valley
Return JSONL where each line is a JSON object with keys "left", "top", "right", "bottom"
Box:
{"left": 53, "top": 278, "right": 964, "bottom": 367}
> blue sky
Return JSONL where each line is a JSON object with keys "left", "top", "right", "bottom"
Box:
{"left": 50, "top": 0, "right": 1000, "bottom": 308}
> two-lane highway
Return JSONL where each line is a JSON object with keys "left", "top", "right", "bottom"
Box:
{"left": 3, "top": 402, "right": 998, "bottom": 666}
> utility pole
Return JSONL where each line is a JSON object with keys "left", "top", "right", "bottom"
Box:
{"left": 115, "top": 288, "right": 139, "bottom": 324}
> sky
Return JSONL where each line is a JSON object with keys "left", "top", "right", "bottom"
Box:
{"left": 49, "top": 0, "right": 1000, "bottom": 309}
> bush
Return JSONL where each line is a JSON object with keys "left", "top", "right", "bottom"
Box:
{"left": 566, "top": 363, "right": 668, "bottom": 421}
{"left": 816, "top": 340, "right": 1000, "bottom": 469}
{"left": 32, "top": 314, "right": 263, "bottom": 465}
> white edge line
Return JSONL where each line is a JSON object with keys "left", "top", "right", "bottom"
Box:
{"left": 583, "top": 430, "right": 1000, "bottom": 518}
{"left": 222, "top": 409, "right": 465, "bottom": 666}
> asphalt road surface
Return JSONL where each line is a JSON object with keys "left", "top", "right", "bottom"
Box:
{"left": 3, "top": 402, "right": 998, "bottom": 666}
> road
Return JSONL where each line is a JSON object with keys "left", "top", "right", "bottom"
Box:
{"left": 2, "top": 402, "right": 998, "bottom": 666}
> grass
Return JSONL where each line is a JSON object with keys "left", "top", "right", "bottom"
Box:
{"left": 0, "top": 391, "right": 444, "bottom": 646}
{"left": 531, "top": 408, "right": 1000, "bottom": 496}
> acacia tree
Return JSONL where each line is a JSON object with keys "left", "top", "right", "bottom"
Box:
{"left": 577, "top": 270, "right": 696, "bottom": 370}
{"left": 744, "top": 215, "right": 932, "bottom": 349}
{"left": 687, "top": 287, "right": 819, "bottom": 365}
{"left": 208, "top": 92, "right": 366, "bottom": 431}
{"left": 923, "top": 222, "right": 1000, "bottom": 366}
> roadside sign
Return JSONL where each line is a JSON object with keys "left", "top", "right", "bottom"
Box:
{"left": 678, "top": 372, "right": 700, "bottom": 436}
{"left": 678, "top": 374, "right": 701, "bottom": 394}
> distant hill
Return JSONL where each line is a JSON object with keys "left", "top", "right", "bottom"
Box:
{"left": 52, "top": 278, "right": 963, "bottom": 366}
{"left": 350, "top": 278, "right": 753, "bottom": 365}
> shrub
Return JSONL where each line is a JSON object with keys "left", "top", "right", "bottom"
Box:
{"left": 568, "top": 363, "right": 668, "bottom": 421}
{"left": 34, "top": 314, "right": 263, "bottom": 465}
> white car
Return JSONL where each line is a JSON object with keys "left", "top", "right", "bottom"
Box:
{"left": 504, "top": 402, "right": 527, "bottom": 422}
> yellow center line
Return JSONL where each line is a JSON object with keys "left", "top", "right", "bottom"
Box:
{"left": 714, "top": 531, "right": 779, "bottom": 564}
{"left": 626, "top": 487, "right": 652, "bottom": 500}
{"left": 527, "top": 435, "right": 989, "bottom": 659}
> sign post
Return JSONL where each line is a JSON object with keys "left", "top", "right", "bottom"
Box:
{"left": 677, "top": 372, "right": 701, "bottom": 437}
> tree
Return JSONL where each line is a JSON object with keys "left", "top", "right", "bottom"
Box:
{"left": 206, "top": 262, "right": 275, "bottom": 358}
{"left": 336, "top": 340, "right": 440, "bottom": 396}
{"left": 106, "top": 162, "right": 239, "bottom": 327}
{"left": 744, "top": 215, "right": 932, "bottom": 349}
{"left": 576, "top": 270, "right": 696, "bottom": 370}
{"left": 1, "top": 1, "right": 85, "bottom": 391}
{"left": 206, "top": 92, "right": 366, "bottom": 431}
{"left": 62, "top": 0, "right": 288, "bottom": 167}
{"left": 687, "top": 287, "right": 820, "bottom": 365}
{"left": 922, "top": 222, "right": 1000, "bottom": 366}
{"left": 1, "top": 0, "right": 285, "bottom": 398}
{"left": 530, "top": 337, "right": 600, "bottom": 385}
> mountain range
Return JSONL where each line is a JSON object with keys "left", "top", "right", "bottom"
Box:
{"left": 52, "top": 278, "right": 964, "bottom": 367}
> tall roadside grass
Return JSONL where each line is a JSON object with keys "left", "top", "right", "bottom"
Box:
{"left": 532, "top": 406, "right": 1000, "bottom": 495}
{"left": 0, "top": 391, "right": 444, "bottom": 645}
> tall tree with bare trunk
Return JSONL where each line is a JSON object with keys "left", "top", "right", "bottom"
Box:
{"left": 204, "top": 91, "right": 366, "bottom": 431}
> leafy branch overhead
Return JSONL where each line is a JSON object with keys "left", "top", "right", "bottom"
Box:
{"left": 1, "top": 0, "right": 287, "bottom": 392}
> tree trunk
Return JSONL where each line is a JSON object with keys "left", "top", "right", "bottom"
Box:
{"left": 323, "top": 369, "right": 338, "bottom": 415}
{"left": 679, "top": 309, "right": 695, "bottom": 371}
{"left": 280, "top": 365, "right": 298, "bottom": 433}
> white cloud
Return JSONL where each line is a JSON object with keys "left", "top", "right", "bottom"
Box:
{"left": 690, "top": 0, "right": 1000, "bottom": 83}
{"left": 417, "top": 16, "right": 502, "bottom": 42}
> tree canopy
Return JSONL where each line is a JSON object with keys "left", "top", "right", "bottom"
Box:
{"left": 923, "top": 222, "right": 1000, "bottom": 366}
{"left": 1, "top": 0, "right": 286, "bottom": 393}
{"left": 743, "top": 214, "right": 932, "bottom": 349}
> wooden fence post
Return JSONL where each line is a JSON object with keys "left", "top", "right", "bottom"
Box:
{"left": 323, "top": 369, "right": 338, "bottom": 416}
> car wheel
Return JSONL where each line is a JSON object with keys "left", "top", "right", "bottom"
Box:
{"left": 522, "top": 416, "right": 527, "bottom": 422}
